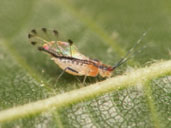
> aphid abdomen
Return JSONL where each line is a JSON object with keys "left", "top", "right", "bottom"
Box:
{"left": 51, "top": 58, "right": 90, "bottom": 76}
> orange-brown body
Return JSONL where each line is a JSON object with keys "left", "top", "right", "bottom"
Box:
{"left": 51, "top": 56, "right": 113, "bottom": 77}
{"left": 28, "top": 28, "right": 118, "bottom": 79}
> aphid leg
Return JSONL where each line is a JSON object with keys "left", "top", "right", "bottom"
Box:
{"left": 75, "top": 77, "right": 85, "bottom": 88}
{"left": 83, "top": 75, "right": 87, "bottom": 85}
{"left": 75, "top": 77, "right": 82, "bottom": 83}
{"left": 56, "top": 67, "right": 79, "bottom": 82}
{"left": 68, "top": 39, "right": 73, "bottom": 57}
{"left": 56, "top": 69, "right": 66, "bottom": 82}
{"left": 95, "top": 76, "right": 100, "bottom": 83}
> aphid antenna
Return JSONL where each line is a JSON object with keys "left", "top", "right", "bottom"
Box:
{"left": 112, "top": 29, "right": 150, "bottom": 70}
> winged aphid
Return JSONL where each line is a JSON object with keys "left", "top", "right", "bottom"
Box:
{"left": 28, "top": 28, "right": 146, "bottom": 83}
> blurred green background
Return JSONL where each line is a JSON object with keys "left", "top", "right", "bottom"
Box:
{"left": 0, "top": 0, "right": 170, "bottom": 127}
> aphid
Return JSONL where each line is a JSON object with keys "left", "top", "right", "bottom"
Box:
{"left": 28, "top": 28, "right": 146, "bottom": 83}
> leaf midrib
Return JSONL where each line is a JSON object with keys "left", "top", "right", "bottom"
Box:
{"left": 0, "top": 60, "right": 170, "bottom": 123}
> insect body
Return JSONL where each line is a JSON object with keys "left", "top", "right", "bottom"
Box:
{"left": 37, "top": 41, "right": 113, "bottom": 77}
{"left": 28, "top": 28, "right": 144, "bottom": 81}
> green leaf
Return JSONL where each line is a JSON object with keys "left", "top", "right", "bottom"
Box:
{"left": 0, "top": 0, "right": 171, "bottom": 128}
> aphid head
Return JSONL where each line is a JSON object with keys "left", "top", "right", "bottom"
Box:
{"left": 99, "top": 65, "right": 113, "bottom": 77}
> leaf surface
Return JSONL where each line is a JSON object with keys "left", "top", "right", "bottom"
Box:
{"left": 0, "top": 0, "right": 171, "bottom": 127}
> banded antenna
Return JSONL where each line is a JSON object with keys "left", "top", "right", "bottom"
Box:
{"left": 112, "top": 29, "right": 150, "bottom": 70}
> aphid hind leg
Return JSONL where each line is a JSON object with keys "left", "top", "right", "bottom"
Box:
{"left": 56, "top": 67, "right": 79, "bottom": 82}
{"left": 56, "top": 69, "right": 66, "bottom": 82}
{"left": 83, "top": 75, "right": 87, "bottom": 85}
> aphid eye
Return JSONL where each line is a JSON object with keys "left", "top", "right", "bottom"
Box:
{"left": 31, "top": 29, "right": 37, "bottom": 34}
{"left": 107, "top": 67, "right": 113, "bottom": 71}
{"left": 42, "top": 28, "right": 47, "bottom": 33}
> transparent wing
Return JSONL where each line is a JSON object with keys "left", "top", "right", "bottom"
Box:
{"left": 56, "top": 41, "right": 88, "bottom": 59}
{"left": 28, "top": 28, "right": 88, "bottom": 59}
